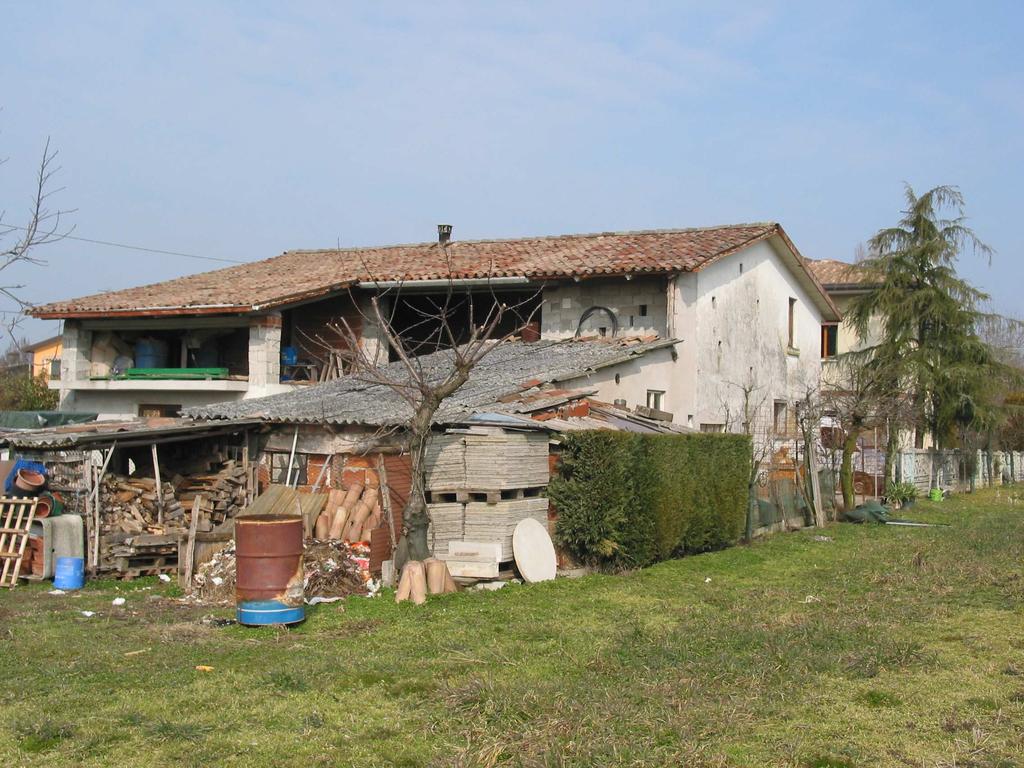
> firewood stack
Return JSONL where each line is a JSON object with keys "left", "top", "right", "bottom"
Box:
{"left": 100, "top": 476, "right": 178, "bottom": 535}
{"left": 172, "top": 461, "right": 247, "bottom": 529}
{"left": 96, "top": 460, "right": 248, "bottom": 576}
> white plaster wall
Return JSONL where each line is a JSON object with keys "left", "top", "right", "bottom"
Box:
{"left": 58, "top": 389, "right": 248, "bottom": 421}
{"left": 674, "top": 239, "right": 825, "bottom": 431}
{"left": 555, "top": 346, "right": 679, "bottom": 415}
{"left": 830, "top": 293, "right": 883, "bottom": 354}
{"left": 821, "top": 293, "right": 885, "bottom": 389}
{"left": 540, "top": 277, "right": 668, "bottom": 340}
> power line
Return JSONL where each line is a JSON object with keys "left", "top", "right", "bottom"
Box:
{"left": 0, "top": 223, "right": 248, "bottom": 264}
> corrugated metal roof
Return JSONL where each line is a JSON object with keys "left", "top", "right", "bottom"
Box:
{"left": 185, "top": 338, "right": 678, "bottom": 427}
{"left": 0, "top": 417, "right": 262, "bottom": 449}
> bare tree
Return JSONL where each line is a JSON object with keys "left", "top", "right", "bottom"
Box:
{"left": 823, "top": 356, "right": 910, "bottom": 510}
{"left": 720, "top": 374, "right": 774, "bottom": 541}
{"left": 794, "top": 378, "right": 828, "bottom": 526}
{"left": 1, "top": 137, "right": 71, "bottom": 344}
{"left": 323, "top": 244, "right": 541, "bottom": 564}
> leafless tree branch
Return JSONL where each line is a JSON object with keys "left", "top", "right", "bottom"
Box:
{"left": 1, "top": 136, "right": 74, "bottom": 344}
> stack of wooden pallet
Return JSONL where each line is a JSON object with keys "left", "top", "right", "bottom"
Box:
{"left": 104, "top": 533, "right": 179, "bottom": 579}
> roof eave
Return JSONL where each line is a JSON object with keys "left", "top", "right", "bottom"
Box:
{"left": 30, "top": 304, "right": 255, "bottom": 320}
{"left": 770, "top": 227, "right": 843, "bottom": 322}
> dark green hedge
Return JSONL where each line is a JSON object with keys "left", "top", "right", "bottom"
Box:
{"left": 549, "top": 431, "right": 751, "bottom": 569}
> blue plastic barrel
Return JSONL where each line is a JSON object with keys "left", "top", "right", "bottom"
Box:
{"left": 281, "top": 346, "right": 298, "bottom": 366}
{"left": 134, "top": 338, "right": 169, "bottom": 369}
{"left": 53, "top": 557, "right": 85, "bottom": 590}
{"left": 237, "top": 599, "right": 306, "bottom": 626}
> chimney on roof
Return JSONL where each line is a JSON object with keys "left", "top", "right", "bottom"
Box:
{"left": 437, "top": 224, "right": 452, "bottom": 245}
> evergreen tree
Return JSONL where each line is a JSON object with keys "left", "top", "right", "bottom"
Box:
{"left": 848, "top": 185, "right": 1010, "bottom": 452}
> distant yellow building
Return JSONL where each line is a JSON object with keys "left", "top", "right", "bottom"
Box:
{"left": 23, "top": 335, "right": 62, "bottom": 380}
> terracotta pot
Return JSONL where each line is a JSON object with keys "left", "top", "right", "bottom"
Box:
{"left": 14, "top": 469, "right": 45, "bottom": 494}
{"left": 328, "top": 506, "right": 349, "bottom": 540}
{"left": 341, "top": 483, "right": 363, "bottom": 511}
{"left": 314, "top": 511, "right": 330, "bottom": 540}
{"left": 34, "top": 497, "right": 52, "bottom": 519}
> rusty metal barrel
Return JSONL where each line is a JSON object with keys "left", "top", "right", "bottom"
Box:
{"left": 235, "top": 515, "right": 305, "bottom": 626}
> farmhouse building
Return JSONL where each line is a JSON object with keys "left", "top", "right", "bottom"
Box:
{"left": 30, "top": 222, "right": 840, "bottom": 431}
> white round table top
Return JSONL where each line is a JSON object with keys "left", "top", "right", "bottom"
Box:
{"left": 512, "top": 518, "right": 557, "bottom": 583}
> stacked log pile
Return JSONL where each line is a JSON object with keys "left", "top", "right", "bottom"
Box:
{"left": 100, "top": 477, "right": 178, "bottom": 535}
{"left": 172, "top": 461, "right": 247, "bottom": 529}
{"left": 97, "top": 460, "right": 247, "bottom": 576}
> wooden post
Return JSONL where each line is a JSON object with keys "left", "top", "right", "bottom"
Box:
{"left": 242, "top": 438, "right": 251, "bottom": 505}
{"left": 90, "top": 442, "right": 117, "bottom": 573}
{"left": 83, "top": 458, "right": 94, "bottom": 572}
{"left": 377, "top": 454, "right": 396, "bottom": 552}
{"left": 151, "top": 443, "right": 163, "bottom": 525}
{"left": 182, "top": 496, "right": 201, "bottom": 590}
{"left": 808, "top": 442, "right": 825, "bottom": 527}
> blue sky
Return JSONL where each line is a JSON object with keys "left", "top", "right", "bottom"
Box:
{"left": 2, "top": 1, "right": 1022, "bottom": 341}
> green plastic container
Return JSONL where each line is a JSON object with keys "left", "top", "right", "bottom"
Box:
{"left": 929, "top": 488, "right": 943, "bottom": 502}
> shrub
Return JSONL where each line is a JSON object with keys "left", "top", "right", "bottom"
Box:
{"left": 550, "top": 431, "right": 750, "bottom": 569}
{"left": 0, "top": 372, "right": 58, "bottom": 410}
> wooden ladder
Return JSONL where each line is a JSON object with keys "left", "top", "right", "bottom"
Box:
{"left": 0, "top": 497, "right": 38, "bottom": 588}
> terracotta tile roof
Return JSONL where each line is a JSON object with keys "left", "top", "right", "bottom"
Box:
{"left": 31, "top": 223, "right": 783, "bottom": 318}
{"left": 808, "top": 258, "right": 875, "bottom": 288}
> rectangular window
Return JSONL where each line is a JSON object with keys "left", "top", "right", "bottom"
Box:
{"left": 788, "top": 297, "right": 797, "bottom": 348}
{"left": 646, "top": 390, "right": 664, "bottom": 410}
{"left": 49, "top": 358, "right": 61, "bottom": 379}
{"left": 700, "top": 423, "right": 724, "bottom": 433}
{"left": 270, "top": 452, "right": 308, "bottom": 485}
{"left": 138, "top": 404, "right": 181, "bottom": 418}
{"left": 821, "top": 323, "right": 838, "bottom": 358}
{"left": 773, "top": 400, "right": 788, "bottom": 435}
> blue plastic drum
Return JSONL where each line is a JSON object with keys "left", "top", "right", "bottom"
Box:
{"left": 53, "top": 556, "right": 85, "bottom": 590}
{"left": 236, "top": 599, "right": 305, "bottom": 626}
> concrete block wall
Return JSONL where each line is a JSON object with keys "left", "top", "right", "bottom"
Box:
{"left": 248, "top": 312, "right": 282, "bottom": 393}
{"left": 891, "top": 448, "right": 1024, "bottom": 491}
{"left": 540, "top": 277, "right": 668, "bottom": 339}
{"left": 975, "top": 450, "right": 1024, "bottom": 485}
{"left": 58, "top": 321, "right": 92, "bottom": 409}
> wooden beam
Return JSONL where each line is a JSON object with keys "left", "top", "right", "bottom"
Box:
{"left": 181, "top": 496, "right": 201, "bottom": 590}
{"left": 151, "top": 444, "right": 163, "bottom": 526}
{"left": 91, "top": 442, "right": 117, "bottom": 572}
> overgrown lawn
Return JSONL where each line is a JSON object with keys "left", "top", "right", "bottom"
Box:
{"left": 2, "top": 489, "right": 1023, "bottom": 766}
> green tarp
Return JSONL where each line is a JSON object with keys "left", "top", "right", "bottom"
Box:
{"left": 0, "top": 411, "right": 98, "bottom": 430}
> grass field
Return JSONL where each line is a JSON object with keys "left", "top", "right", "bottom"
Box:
{"left": 2, "top": 488, "right": 1023, "bottom": 767}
